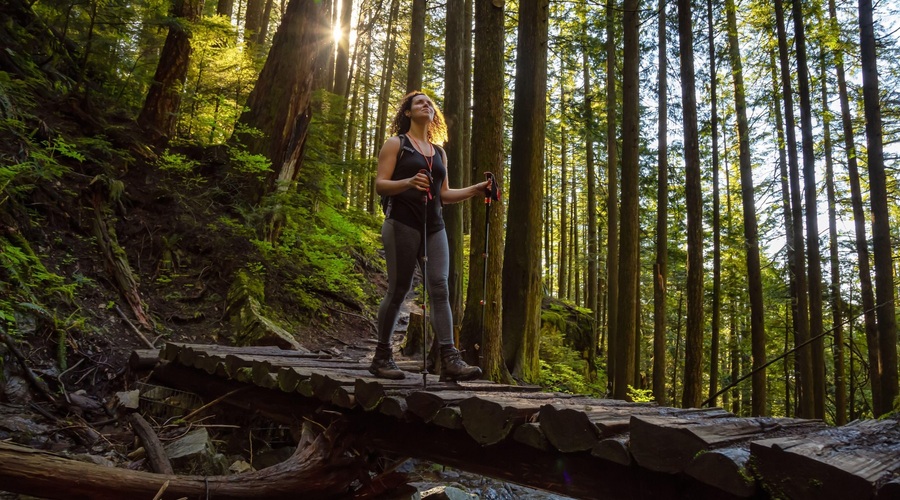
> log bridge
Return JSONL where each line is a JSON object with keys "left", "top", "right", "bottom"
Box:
{"left": 26, "top": 343, "right": 900, "bottom": 499}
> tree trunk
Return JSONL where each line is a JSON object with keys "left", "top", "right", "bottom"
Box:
{"left": 216, "top": 0, "right": 234, "bottom": 18}
{"left": 406, "top": 0, "right": 426, "bottom": 93}
{"left": 859, "top": 0, "right": 898, "bottom": 416}
{"left": 558, "top": 82, "right": 569, "bottom": 301}
{"left": 676, "top": 0, "right": 703, "bottom": 409}
{"left": 653, "top": 0, "right": 668, "bottom": 407}
{"left": 137, "top": 0, "right": 204, "bottom": 142}
{"left": 244, "top": 0, "right": 265, "bottom": 49}
{"left": 445, "top": 0, "right": 466, "bottom": 329}
{"left": 252, "top": 0, "right": 275, "bottom": 47}
{"left": 820, "top": 38, "right": 846, "bottom": 425}
{"left": 502, "top": 0, "right": 549, "bottom": 383}
{"left": 774, "top": 0, "right": 813, "bottom": 418}
{"left": 371, "top": 0, "right": 401, "bottom": 211}
{"left": 604, "top": 0, "right": 619, "bottom": 393}
{"left": 234, "top": 0, "right": 328, "bottom": 200}
{"left": 707, "top": 0, "right": 722, "bottom": 408}
{"left": 0, "top": 429, "right": 361, "bottom": 500}
{"left": 459, "top": 0, "right": 510, "bottom": 384}
{"left": 790, "top": 0, "right": 826, "bottom": 420}
{"left": 725, "top": 0, "right": 765, "bottom": 416}
{"left": 580, "top": 3, "right": 598, "bottom": 378}
{"left": 831, "top": 0, "right": 880, "bottom": 416}
{"left": 770, "top": 47, "right": 798, "bottom": 418}
{"left": 332, "top": 0, "right": 353, "bottom": 98}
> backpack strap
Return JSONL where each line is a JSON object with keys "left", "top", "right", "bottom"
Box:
{"left": 381, "top": 134, "right": 407, "bottom": 217}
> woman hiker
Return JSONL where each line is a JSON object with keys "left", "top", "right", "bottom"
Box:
{"left": 371, "top": 91, "right": 491, "bottom": 381}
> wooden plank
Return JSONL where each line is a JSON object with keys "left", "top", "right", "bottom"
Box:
{"left": 751, "top": 418, "right": 900, "bottom": 500}
{"left": 630, "top": 413, "right": 813, "bottom": 474}
{"left": 163, "top": 342, "right": 314, "bottom": 357}
{"left": 684, "top": 447, "right": 757, "bottom": 498}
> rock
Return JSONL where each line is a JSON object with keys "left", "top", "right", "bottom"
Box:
{"left": 115, "top": 390, "right": 141, "bottom": 410}
{"left": 164, "top": 428, "right": 209, "bottom": 461}
{"left": 229, "top": 460, "right": 254, "bottom": 474}
{"left": 3, "top": 376, "right": 31, "bottom": 404}
{"left": 70, "top": 453, "right": 116, "bottom": 468}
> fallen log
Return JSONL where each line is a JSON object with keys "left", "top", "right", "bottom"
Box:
{"left": 537, "top": 403, "right": 600, "bottom": 452}
{"left": 630, "top": 413, "right": 816, "bottom": 474}
{"left": 683, "top": 446, "right": 756, "bottom": 498}
{"left": 750, "top": 418, "right": 900, "bottom": 500}
{"left": 0, "top": 424, "right": 363, "bottom": 500}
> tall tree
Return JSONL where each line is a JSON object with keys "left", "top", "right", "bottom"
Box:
{"left": 653, "top": 0, "right": 668, "bottom": 406}
{"left": 580, "top": 2, "right": 598, "bottom": 343}
{"left": 859, "top": 0, "right": 898, "bottom": 415}
{"left": 502, "top": 0, "right": 549, "bottom": 382}
{"left": 460, "top": 0, "right": 509, "bottom": 383}
{"left": 370, "top": 0, "right": 401, "bottom": 211}
{"left": 820, "top": 46, "right": 846, "bottom": 425}
{"left": 604, "top": 0, "right": 619, "bottom": 392}
{"left": 725, "top": 0, "right": 765, "bottom": 416}
{"left": 332, "top": 0, "right": 354, "bottom": 98}
{"left": 614, "top": 0, "right": 639, "bottom": 400}
{"left": 677, "top": 0, "right": 704, "bottom": 408}
{"left": 791, "top": 0, "right": 826, "bottom": 419}
{"left": 830, "top": 0, "right": 881, "bottom": 415}
{"left": 444, "top": 0, "right": 466, "bottom": 327}
{"left": 774, "top": 0, "right": 813, "bottom": 418}
{"left": 234, "top": 0, "right": 328, "bottom": 196}
{"left": 707, "top": 0, "right": 722, "bottom": 407}
{"left": 138, "top": 0, "right": 205, "bottom": 142}
{"left": 406, "top": 0, "right": 426, "bottom": 92}
{"left": 558, "top": 80, "right": 569, "bottom": 301}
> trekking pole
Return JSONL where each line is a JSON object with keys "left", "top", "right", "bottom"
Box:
{"left": 480, "top": 172, "right": 500, "bottom": 352}
{"left": 419, "top": 169, "right": 432, "bottom": 389}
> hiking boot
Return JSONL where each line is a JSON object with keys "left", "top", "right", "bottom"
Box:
{"left": 369, "top": 344, "right": 405, "bottom": 380}
{"left": 439, "top": 345, "right": 482, "bottom": 382}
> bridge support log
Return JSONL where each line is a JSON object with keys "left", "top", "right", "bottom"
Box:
{"left": 0, "top": 425, "right": 363, "bottom": 500}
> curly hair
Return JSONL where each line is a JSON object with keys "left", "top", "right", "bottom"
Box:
{"left": 388, "top": 91, "right": 448, "bottom": 144}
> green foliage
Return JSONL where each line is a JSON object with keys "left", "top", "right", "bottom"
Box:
{"left": 628, "top": 385, "right": 655, "bottom": 403}
{"left": 538, "top": 323, "right": 605, "bottom": 396}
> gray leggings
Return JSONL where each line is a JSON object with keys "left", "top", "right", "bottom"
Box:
{"left": 377, "top": 219, "right": 454, "bottom": 347}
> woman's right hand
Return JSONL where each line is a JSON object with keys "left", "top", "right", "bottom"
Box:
{"left": 408, "top": 171, "right": 432, "bottom": 192}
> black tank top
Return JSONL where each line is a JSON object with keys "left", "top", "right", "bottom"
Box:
{"left": 388, "top": 135, "right": 446, "bottom": 233}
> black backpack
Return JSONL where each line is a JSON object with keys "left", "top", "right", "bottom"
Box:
{"left": 380, "top": 134, "right": 410, "bottom": 216}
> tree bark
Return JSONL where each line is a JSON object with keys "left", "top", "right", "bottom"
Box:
{"left": 406, "top": 0, "right": 426, "bottom": 93}
{"left": 0, "top": 429, "right": 361, "bottom": 500}
{"left": 830, "top": 0, "right": 880, "bottom": 417}
{"left": 820, "top": 38, "right": 846, "bottom": 425}
{"left": 707, "top": 0, "right": 722, "bottom": 409}
{"left": 604, "top": 0, "right": 619, "bottom": 393}
{"left": 332, "top": 0, "right": 353, "bottom": 98}
{"left": 676, "top": 0, "right": 704, "bottom": 409}
{"left": 725, "top": 0, "right": 765, "bottom": 416}
{"left": 459, "top": 0, "right": 510, "bottom": 383}
{"left": 137, "top": 0, "right": 204, "bottom": 142}
{"left": 613, "top": 0, "right": 639, "bottom": 401}
{"left": 653, "top": 0, "right": 668, "bottom": 407}
{"left": 234, "top": 0, "right": 328, "bottom": 200}
{"left": 445, "top": 0, "right": 466, "bottom": 330}
{"left": 580, "top": 3, "right": 598, "bottom": 378}
{"left": 859, "top": 0, "right": 898, "bottom": 416}
{"left": 502, "top": 0, "right": 549, "bottom": 383}
{"left": 774, "top": 0, "right": 813, "bottom": 418}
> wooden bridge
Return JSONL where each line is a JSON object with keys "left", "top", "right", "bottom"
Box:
{"left": 144, "top": 343, "right": 900, "bottom": 500}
